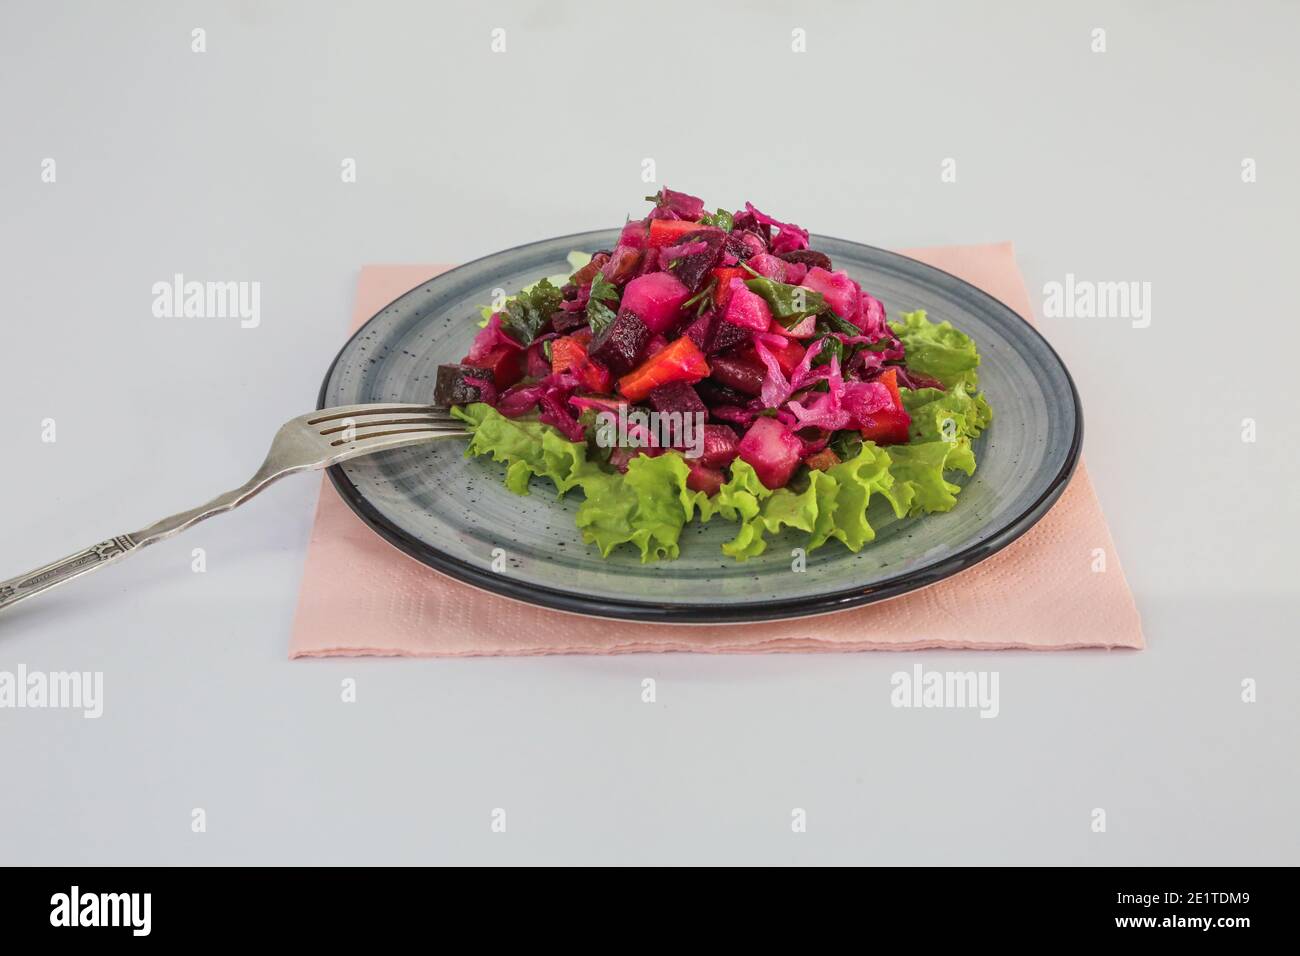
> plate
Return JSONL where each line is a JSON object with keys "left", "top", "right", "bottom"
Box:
{"left": 318, "top": 230, "right": 1082, "bottom": 623}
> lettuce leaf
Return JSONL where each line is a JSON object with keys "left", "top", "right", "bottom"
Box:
{"left": 577, "top": 455, "right": 693, "bottom": 561}
{"left": 901, "top": 381, "right": 992, "bottom": 443}
{"left": 822, "top": 442, "right": 909, "bottom": 550}
{"left": 719, "top": 468, "right": 816, "bottom": 560}
{"left": 451, "top": 405, "right": 916, "bottom": 563}
{"left": 891, "top": 310, "right": 981, "bottom": 389}
{"left": 887, "top": 438, "right": 977, "bottom": 515}
{"left": 452, "top": 402, "right": 596, "bottom": 495}
{"left": 451, "top": 352, "right": 985, "bottom": 563}
{"left": 453, "top": 403, "right": 696, "bottom": 561}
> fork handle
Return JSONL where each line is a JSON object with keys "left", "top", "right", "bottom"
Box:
{"left": 0, "top": 535, "right": 144, "bottom": 612}
{"left": 0, "top": 475, "right": 272, "bottom": 614}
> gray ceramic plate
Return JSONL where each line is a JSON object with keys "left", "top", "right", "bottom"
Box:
{"left": 318, "top": 230, "right": 1081, "bottom": 623}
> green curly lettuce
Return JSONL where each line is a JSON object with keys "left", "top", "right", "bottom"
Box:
{"left": 449, "top": 307, "right": 992, "bottom": 562}
{"left": 886, "top": 438, "right": 977, "bottom": 516}
{"left": 901, "top": 381, "right": 992, "bottom": 443}
{"left": 451, "top": 404, "right": 926, "bottom": 562}
{"left": 891, "top": 309, "right": 981, "bottom": 389}
{"left": 452, "top": 402, "right": 598, "bottom": 495}
{"left": 453, "top": 403, "right": 697, "bottom": 561}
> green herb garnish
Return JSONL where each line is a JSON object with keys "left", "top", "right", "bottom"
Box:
{"left": 810, "top": 334, "right": 844, "bottom": 367}
{"left": 681, "top": 279, "right": 717, "bottom": 312}
{"left": 816, "top": 310, "right": 866, "bottom": 338}
{"left": 699, "top": 208, "right": 734, "bottom": 232}
{"left": 586, "top": 272, "right": 620, "bottom": 337}
{"left": 744, "top": 276, "right": 828, "bottom": 326}
{"left": 500, "top": 278, "right": 563, "bottom": 346}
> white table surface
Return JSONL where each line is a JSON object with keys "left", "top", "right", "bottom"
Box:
{"left": 1, "top": 0, "right": 1296, "bottom": 865}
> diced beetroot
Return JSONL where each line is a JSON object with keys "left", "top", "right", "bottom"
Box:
{"left": 620, "top": 272, "right": 690, "bottom": 334}
{"left": 745, "top": 252, "right": 788, "bottom": 282}
{"left": 708, "top": 354, "right": 766, "bottom": 395}
{"left": 710, "top": 405, "right": 759, "bottom": 428}
{"left": 552, "top": 307, "right": 589, "bottom": 334}
{"left": 658, "top": 240, "right": 708, "bottom": 275}
{"left": 699, "top": 423, "right": 740, "bottom": 468}
{"left": 695, "top": 380, "right": 749, "bottom": 409}
{"left": 570, "top": 252, "right": 610, "bottom": 288}
{"left": 434, "top": 364, "right": 492, "bottom": 406}
{"left": 708, "top": 316, "right": 750, "bottom": 354}
{"left": 682, "top": 312, "right": 715, "bottom": 351}
{"left": 648, "top": 381, "right": 707, "bottom": 416}
{"left": 737, "top": 416, "right": 803, "bottom": 489}
{"left": 801, "top": 267, "right": 858, "bottom": 319}
{"left": 601, "top": 245, "right": 643, "bottom": 286}
{"left": 663, "top": 229, "right": 726, "bottom": 291}
{"left": 685, "top": 459, "right": 725, "bottom": 496}
{"left": 724, "top": 229, "right": 766, "bottom": 261}
{"left": 618, "top": 221, "right": 648, "bottom": 249}
{"left": 722, "top": 280, "right": 773, "bottom": 331}
{"left": 650, "top": 382, "right": 707, "bottom": 448}
{"left": 617, "top": 337, "right": 710, "bottom": 402}
{"left": 778, "top": 249, "right": 833, "bottom": 271}
{"left": 473, "top": 346, "right": 524, "bottom": 390}
{"left": 588, "top": 310, "right": 651, "bottom": 376}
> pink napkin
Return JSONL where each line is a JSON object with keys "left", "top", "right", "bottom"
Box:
{"left": 289, "top": 243, "right": 1143, "bottom": 657}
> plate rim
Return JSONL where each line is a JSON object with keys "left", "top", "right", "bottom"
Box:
{"left": 317, "top": 231, "right": 1084, "bottom": 624}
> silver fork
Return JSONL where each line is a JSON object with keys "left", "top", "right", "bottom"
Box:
{"left": 0, "top": 403, "right": 467, "bottom": 614}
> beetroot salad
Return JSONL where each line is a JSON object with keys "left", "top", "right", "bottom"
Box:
{"left": 440, "top": 189, "right": 992, "bottom": 562}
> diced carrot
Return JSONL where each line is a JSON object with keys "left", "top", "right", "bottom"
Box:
{"left": 550, "top": 336, "right": 587, "bottom": 376}
{"left": 648, "top": 218, "right": 704, "bottom": 248}
{"left": 710, "top": 267, "right": 749, "bottom": 306}
{"left": 616, "top": 337, "right": 710, "bottom": 402}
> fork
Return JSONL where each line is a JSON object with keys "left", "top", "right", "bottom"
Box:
{"left": 0, "top": 403, "right": 467, "bottom": 614}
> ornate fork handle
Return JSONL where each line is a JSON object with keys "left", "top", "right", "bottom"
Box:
{"left": 0, "top": 402, "right": 461, "bottom": 615}
{"left": 0, "top": 476, "right": 270, "bottom": 614}
{"left": 0, "top": 536, "right": 142, "bottom": 610}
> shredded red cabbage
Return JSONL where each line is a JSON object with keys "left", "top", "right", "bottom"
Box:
{"left": 743, "top": 202, "right": 810, "bottom": 255}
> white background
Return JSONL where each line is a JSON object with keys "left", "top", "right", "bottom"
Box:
{"left": 1, "top": 0, "right": 1296, "bottom": 864}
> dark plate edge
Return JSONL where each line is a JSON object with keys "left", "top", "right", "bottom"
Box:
{"left": 316, "top": 233, "right": 1085, "bottom": 625}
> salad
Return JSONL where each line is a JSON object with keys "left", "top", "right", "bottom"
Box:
{"left": 437, "top": 189, "right": 991, "bottom": 562}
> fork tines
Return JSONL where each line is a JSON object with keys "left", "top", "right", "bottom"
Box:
{"left": 308, "top": 404, "right": 464, "bottom": 446}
